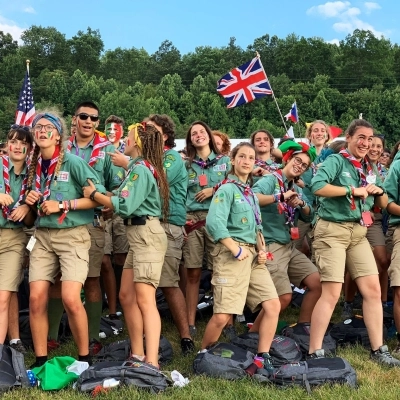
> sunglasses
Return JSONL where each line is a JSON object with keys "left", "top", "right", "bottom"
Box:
{"left": 76, "top": 113, "right": 99, "bottom": 122}
{"left": 10, "top": 124, "right": 30, "bottom": 131}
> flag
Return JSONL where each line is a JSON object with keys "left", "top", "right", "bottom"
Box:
{"left": 216, "top": 57, "right": 272, "bottom": 108}
{"left": 285, "top": 126, "right": 295, "bottom": 138}
{"left": 15, "top": 69, "right": 35, "bottom": 127}
{"left": 329, "top": 126, "right": 343, "bottom": 139}
{"left": 284, "top": 102, "right": 298, "bottom": 123}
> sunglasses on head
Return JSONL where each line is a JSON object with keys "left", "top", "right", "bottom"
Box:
{"left": 76, "top": 113, "right": 99, "bottom": 122}
{"left": 10, "top": 124, "right": 30, "bottom": 131}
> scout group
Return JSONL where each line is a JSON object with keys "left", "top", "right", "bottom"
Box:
{"left": 1, "top": 101, "right": 400, "bottom": 373}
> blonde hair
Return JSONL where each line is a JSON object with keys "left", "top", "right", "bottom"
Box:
{"left": 305, "top": 120, "right": 331, "bottom": 145}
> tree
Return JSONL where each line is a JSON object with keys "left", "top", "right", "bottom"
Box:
{"left": 149, "top": 40, "right": 181, "bottom": 83}
{"left": 46, "top": 71, "right": 68, "bottom": 108}
{"left": 0, "top": 31, "right": 18, "bottom": 62}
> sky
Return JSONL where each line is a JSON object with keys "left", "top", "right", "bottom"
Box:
{"left": 0, "top": 0, "right": 397, "bottom": 54}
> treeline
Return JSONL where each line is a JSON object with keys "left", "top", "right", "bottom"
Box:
{"left": 0, "top": 26, "right": 400, "bottom": 144}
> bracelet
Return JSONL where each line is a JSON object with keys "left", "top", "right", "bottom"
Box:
{"left": 374, "top": 190, "right": 385, "bottom": 197}
{"left": 273, "top": 194, "right": 279, "bottom": 203}
{"left": 68, "top": 200, "right": 72, "bottom": 210}
{"left": 73, "top": 199, "right": 77, "bottom": 210}
{"left": 90, "top": 190, "right": 98, "bottom": 201}
{"left": 234, "top": 246, "right": 242, "bottom": 259}
{"left": 301, "top": 200, "right": 308, "bottom": 209}
{"left": 345, "top": 186, "right": 351, "bottom": 197}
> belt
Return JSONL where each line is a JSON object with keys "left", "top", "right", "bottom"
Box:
{"left": 123, "top": 216, "right": 157, "bottom": 226}
{"left": 237, "top": 242, "right": 255, "bottom": 248}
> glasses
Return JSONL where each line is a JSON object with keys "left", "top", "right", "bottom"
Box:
{"left": 293, "top": 156, "right": 309, "bottom": 171}
{"left": 34, "top": 124, "right": 56, "bottom": 132}
{"left": 11, "top": 124, "right": 30, "bottom": 131}
{"left": 76, "top": 113, "right": 99, "bottom": 122}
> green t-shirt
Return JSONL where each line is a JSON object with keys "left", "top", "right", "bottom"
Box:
{"left": 384, "top": 159, "right": 400, "bottom": 226}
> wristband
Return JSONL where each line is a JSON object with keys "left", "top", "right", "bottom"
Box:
{"left": 73, "top": 199, "right": 77, "bottom": 210}
{"left": 234, "top": 246, "right": 242, "bottom": 259}
{"left": 273, "top": 194, "right": 279, "bottom": 203}
{"left": 374, "top": 190, "right": 385, "bottom": 197}
{"left": 301, "top": 200, "right": 308, "bottom": 209}
{"left": 90, "top": 190, "right": 98, "bottom": 201}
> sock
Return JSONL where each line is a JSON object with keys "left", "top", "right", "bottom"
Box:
{"left": 396, "top": 332, "right": 400, "bottom": 343}
{"left": 9, "top": 339, "right": 21, "bottom": 345}
{"left": 113, "top": 264, "right": 124, "bottom": 299}
{"left": 85, "top": 300, "right": 102, "bottom": 340}
{"left": 30, "top": 355, "right": 48, "bottom": 368}
{"left": 47, "top": 298, "right": 65, "bottom": 340}
{"left": 78, "top": 354, "right": 92, "bottom": 365}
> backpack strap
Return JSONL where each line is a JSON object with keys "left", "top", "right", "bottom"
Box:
{"left": 8, "top": 346, "right": 30, "bottom": 388}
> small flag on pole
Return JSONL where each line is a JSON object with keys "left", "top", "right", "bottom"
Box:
{"left": 15, "top": 61, "right": 35, "bottom": 127}
{"left": 286, "top": 126, "right": 295, "bottom": 138}
{"left": 284, "top": 102, "right": 298, "bottom": 123}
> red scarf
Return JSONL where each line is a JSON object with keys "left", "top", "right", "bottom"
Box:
{"left": 272, "top": 169, "right": 296, "bottom": 226}
{"left": 339, "top": 149, "right": 373, "bottom": 186}
{"left": 135, "top": 160, "right": 159, "bottom": 185}
{"left": 67, "top": 133, "right": 111, "bottom": 167}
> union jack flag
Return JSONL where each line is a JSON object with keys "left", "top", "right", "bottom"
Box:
{"left": 15, "top": 69, "right": 35, "bottom": 127}
{"left": 217, "top": 57, "right": 272, "bottom": 108}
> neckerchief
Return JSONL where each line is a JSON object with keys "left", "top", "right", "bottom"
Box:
{"left": 35, "top": 147, "right": 60, "bottom": 216}
{"left": 67, "top": 133, "right": 111, "bottom": 167}
{"left": 255, "top": 159, "right": 280, "bottom": 173}
{"left": 192, "top": 154, "right": 224, "bottom": 169}
{"left": 163, "top": 146, "right": 171, "bottom": 152}
{"left": 213, "top": 178, "right": 261, "bottom": 225}
{"left": 376, "top": 162, "right": 386, "bottom": 180}
{"left": 135, "top": 160, "right": 159, "bottom": 186}
{"left": 272, "top": 169, "right": 296, "bottom": 226}
{"left": 2, "top": 156, "right": 28, "bottom": 219}
{"left": 339, "top": 149, "right": 373, "bottom": 186}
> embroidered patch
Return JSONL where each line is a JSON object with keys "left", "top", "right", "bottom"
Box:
{"left": 215, "top": 277, "right": 228, "bottom": 284}
{"left": 234, "top": 193, "right": 241, "bottom": 199}
{"left": 219, "top": 193, "right": 224, "bottom": 198}
{"left": 189, "top": 171, "right": 197, "bottom": 179}
{"left": 55, "top": 192, "right": 63, "bottom": 201}
{"left": 98, "top": 151, "right": 105, "bottom": 159}
{"left": 213, "top": 164, "right": 227, "bottom": 172}
{"left": 57, "top": 171, "right": 69, "bottom": 182}
{"left": 341, "top": 171, "right": 351, "bottom": 178}
{"left": 164, "top": 162, "right": 171, "bottom": 169}
{"left": 121, "top": 190, "right": 129, "bottom": 198}
{"left": 366, "top": 174, "right": 376, "bottom": 184}
{"left": 130, "top": 173, "right": 139, "bottom": 181}
{"left": 241, "top": 217, "right": 248, "bottom": 224}
{"left": 214, "top": 197, "right": 219, "bottom": 203}
{"left": 166, "top": 154, "right": 175, "bottom": 161}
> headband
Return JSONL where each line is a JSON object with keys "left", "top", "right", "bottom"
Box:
{"left": 128, "top": 122, "right": 145, "bottom": 150}
{"left": 278, "top": 140, "right": 317, "bottom": 163}
{"left": 32, "top": 113, "right": 63, "bottom": 134}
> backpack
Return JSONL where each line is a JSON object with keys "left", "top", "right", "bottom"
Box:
{"left": 99, "top": 316, "right": 124, "bottom": 339}
{"left": 0, "top": 344, "right": 30, "bottom": 393}
{"left": 231, "top": 333, "right": 302, "bottom": 366}
{"left": 265, "top": 357, "right": 357, "bottom": 393}
{"left": 193, "top": 342, "right": 254, "bottom": 380}
{"left": 76, "top": 360, "right": 171, "bottom": 394}
{"left": 281, "top": 322, "right": 337, "bottom": 357}
{"left": 18, "top": 309, "right": 33, "bottom": 350}
{"left": 330, "top": 315, "right": 388, "bottom": 347}
{"left": 94, "top": 336, "right": 173, "bottom": 366}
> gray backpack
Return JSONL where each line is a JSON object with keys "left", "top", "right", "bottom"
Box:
{"left": 0, "top": 344, "right": 30, "bottom": 393}
{"left": 193, "top": 342, "right": 254, "bottom": 380}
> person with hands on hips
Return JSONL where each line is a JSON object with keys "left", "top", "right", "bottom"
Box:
{"left": 201, "top": 142, "right": 280, "bottom": 373}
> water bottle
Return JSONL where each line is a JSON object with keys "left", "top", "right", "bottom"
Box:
{"left": 26, "top": 370, "right": 37, "bottom": 387}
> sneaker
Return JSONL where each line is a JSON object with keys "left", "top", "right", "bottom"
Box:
{"left": 47, "top": 339, "right": 60, "bottom": 352}
{"left": 107, "top": 313, "right": 120, "bottom": 320}
{"left": 307, "top": 349, "right": 325, "bottom": 359}
{"left": 391, "top": 344, "right": 400, "bottom": 359}
{"left": 189, "top": 325, "right": 197, "bottom": 338}
{"left": 181, "top": 338, "right": 195, "bottom": 356}
{"left": 223, "top": 324, "right": 237, "bottom": 341}
{"left": 342, "top": 302, "right": 354, "bottom": 319}
{"left": 371, "top": 345, "right": 400, "bottom": 367}
{"left": 89, "top": 338, "right": 103, "bottom": 356}
{"left": 261, "top": 352, "right": 274, "bottom": 373}
{"left": 9, "top": 340, "right": 27, "bottom": 354}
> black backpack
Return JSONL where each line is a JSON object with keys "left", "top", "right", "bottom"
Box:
{"left": 282, "top": 322, "right": 337, "bottom": 357}
{"left": 330, "top": 315, "right": 388, "bottom": 347}
{"left": 231, "top": 333, "right": 302, "bottom": 366}
{"left": 193, "top": 342, "right": 254, "bottom": 380}
{"left": 0, "top": 344, "right": 30, "bottom": 393}
{"left": 76, "top": 360, "right": 171, "bottom": 394}
{"left": 265, "top": 357, "right": 357, "bottom": 393}
{"left": 99, "top": 316, "right": 124, "bottom": 338}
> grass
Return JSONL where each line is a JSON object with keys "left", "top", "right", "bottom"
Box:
{"left": 5, "top": 303, "right": 400, "bottom": 399}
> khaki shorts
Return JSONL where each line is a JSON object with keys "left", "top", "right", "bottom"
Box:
{"left": 265, "top": 242, "right": 318, "bottom": 296}
{"left": 87, "top": 222, "right": 105, "bottom": 278}
{"left": 366, "top": 213, "right": 386, "bottom": 247}
{"left": 182, "top": 211, "right": 215, "bottom": 270}
{"left": 158, "top": 223, "right": 184, "bottom": 288}
{"left": 313, "top": 219, "right": 378, "bottom": 283}
{"left": 0, "top": 228, "right": 28, "bottom": 291}
{"left": 29, "top": 226, "right": 90, "bottom": 284}
{"left": 211, "top": 242, "right": 278, "bottom": 314}
{"left": 104, "top": 214, "right": 129, "bottom": 255}
{"left": 124, "top": 218, "right": 168, "bottom": 288}
{"left": 388, "top": 226, "right": 400, "bottom": 287}
{"left": 386, "top": 224, "right": 396, "bottom": 255}
{"left": 293, "top": 219, "right": 312, "bottom": 251}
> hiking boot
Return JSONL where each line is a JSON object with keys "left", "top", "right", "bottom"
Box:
{"left": 89, "top": 338, "right": 103, "bottom": 356}
{"left": 307, "top": 349, "right": 325, "bottom": 359}
{"left": 181, "top": 338, "right": 195, "bottom": 356}
{"left": 391, "top": 344, "right": 400, "bottom": 359}
{"left": 342, "top": 302, "right": 354, "bottom": 319}
{"left": 223, "top": 324, "right": 237, "bottom": 341}
{"left": 47, "top": 338, "right": 60, "bottom": 352}
{"left": 189, "top": 325, "right": 197, "bottom": 338}
{"left": 9, "top": 340, "right": 27, "bottom": 354}
{"left": 371, "top": 345, "right": 400, "bottom": 367}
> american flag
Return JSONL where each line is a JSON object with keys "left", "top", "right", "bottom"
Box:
{"left": 217, "top": 57, "right": 272, "bottom": 108}
{"left": 15, "top": 70, "right": 35, "bottom": 127}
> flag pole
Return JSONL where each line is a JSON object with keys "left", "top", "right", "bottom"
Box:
{"left": 256, "top": 52, "right": 288, "bottom": 132}
{"left": 295, "top": 100, "right": 302, "bottom": 138}
{"left": 26, "top": 59, "right": 30, "bottom": 74}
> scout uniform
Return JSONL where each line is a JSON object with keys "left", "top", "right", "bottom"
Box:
{"left": 0, "top": 157, "right": 28, "bottom": 292}
{"left": 183, "top": 152, "right": 230, "bottom": 270}
{"left": 29, "top": 152, "right": 106, "bottom": 285}
{"left": 111, "top": 157, "right": 167, "bottom": 287}
{"left": 252, "top": 158, "right": 280, "bottom": 184}
{"left": 158, "top": 148, "right": 188, "bottom": 288}
{"left": 206, "top": 175, "right": 278, "bottom": 315}
{"left": 252, "top": 172, "right": 318, "bottom": 297}
{"left": 311, "top": 153, "right": 382, "bottom": 283}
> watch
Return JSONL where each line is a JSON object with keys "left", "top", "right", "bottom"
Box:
{"left": 58, "top": 201, "right": 64, "bottom": 211}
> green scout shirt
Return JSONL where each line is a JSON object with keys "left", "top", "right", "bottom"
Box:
{"left": 206, "top": 175, "right": 262, "bottom": 245}
{"left": 0, "top": 158, "right": 28, "bottom": 229}
{"left": 111, "top": 157, "right": 162, "bottom": 219}
{"left": 252, "top": 159, "right": 280, "bottom": 185}
{"left": 302, "top": 149, "right": 327, "bottom": 206}
{"left": 164, "top": 149, "right": 187, "bottom": 226}
{"left": 252, "top": 173, "right": 313, "bottom": 245}
{"left": 34, "top": 153, "right": 106, "bottom": 229}
{"left": 311, "top": 154, "right": 382, "bottom": 223}
{"left": 384, "top": 160, "right": 400, "bottom": 226}
{"left": 186, "top": 152, "right": 231, "bottom": 212}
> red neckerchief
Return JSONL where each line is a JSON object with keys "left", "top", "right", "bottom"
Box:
{"left": 67, "top": 133, "right": 111, "bottom": 167}
{"left": 255, "top": 159, "right": 279, "bottom": 172}
{"left": 135, "top": 160, "right": 159, "bottom": 185}
{"left": 163, "top": 146, "right": 171, "bottom": 152}
{"left": 2, "top": 156, "right": 28, "bottom": 219}
{"left": 35, "top": 147, "right": 60, "bottom": 216}
{"left": 192, "top": 154, "right": 224, "bottom": 169}
{"left": 339, "top": 149, "right": 373, "bottom": 186}
{"left": 272, "top": 169, "right": 296, "bottom": 226}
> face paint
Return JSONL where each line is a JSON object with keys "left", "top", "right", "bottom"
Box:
{"left": 35, "top": 131, "right": 39, "bottom": 140}
{"left": 47, "top": 132, "right": 53, "bottom": 139}
{"left": 22, "top": 147, "right": 26, "bottom": 154}
{"left": 127, "top": 139, "right": 131, "bottom": 146}
{"left": 105, "top": 123, "right": 123, "bottom": 143}
{"left": 9, "top": 145, "right": 12, "bottom": 152}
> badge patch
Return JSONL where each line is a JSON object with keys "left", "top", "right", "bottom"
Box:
{"left": 55, "top": 192, "right": 63, "bottom": 201}
{"left": 341, "top": 171, "right": 351, "bottom": 178}
{"left": 166, "top": 154, "right": 175, "bottom": 161}
{"left": 98, "top": 151, "right": 105, "bottom": 159}
{"left": 189, "top": 171, "right": 197, "bottom": 179}
{"left": 214, "top": 198, "right": 219, "bottom": 203}
{"left": 164, "top": 162, "right": 171, "bottom": 169}
{"left": 121, "top": 190, "right": 129, "bottom": 198}
{"left": 130, "top": 173, "right": 139, "bottom": 181}
{"left": 241, "top": 217, "right": 248, "bottom": 224}
{"left": 366, "top": 174, "right": 376, "bottom": 184}
{"left": 57, "top": 171, "right": 69, "bottom": 182}
{"left": 213, "top": 164, "right": 227, "bottom": 172}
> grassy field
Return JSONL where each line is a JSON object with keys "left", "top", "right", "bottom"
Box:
{"left": 5, "top": 304, "right": 400, "bottom": 400}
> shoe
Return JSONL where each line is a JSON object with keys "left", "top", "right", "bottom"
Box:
{"left": 391, "top": 344, "right": 400, "bottom": 359}
{"left": 371, "top": 345, "right": 400, "bottom": 367}
{"left": 9, "top": 340, "right": 27, "bottom": 354}
{"left": 307, "top": 349, "right": 325, "bottom": 359}
{"left": 341, "top": 302, "right": 354, "bottom": 319}
{"left": 124, "top": 354, "right": 145, "bottom": 364}
{"left": 47, "top": 339, "right": 60, "bottom": 352}
{"left": 223, "top": 324, "right": 237, "bottom": 341}
{"left": 107, "top": 313, "right": 120, "bottom": 320}
{"left": 89, "top": 338, "right": 103, "bottom": 356}
{"left": 181, "top": 338, "right": 195, "bottom": 356}
{"left": 261, "top": 352, "right": 274, "bottom": 373}
{"left": 189, "top": 325, "right": 197, "bottom": 338}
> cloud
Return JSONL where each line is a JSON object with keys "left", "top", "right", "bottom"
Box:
{"left": 364, "top": 2, "right": 381, "bottom": 13}
{"left": 0, "top": 15, "right": 24, "bottom": 42}
{"left": 327, "top": 38, "right": 340, "bottom": 45}
{"left": 307, "top": 1, "right": 351, "bottom": 18}
{"left": 23, "top": 6, "right": 36, "bottom": 14}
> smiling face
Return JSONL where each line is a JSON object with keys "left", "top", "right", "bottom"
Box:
{"left": 346, "top": 127, "right": 374, "bottom": 160}
{"left": 309, "top": 122, "right": 328, "bottom": 147}
{"left": 368, "top": 137, "right": 384, "bottom": 163}
{"left": 286, "top": 153, "right": 311, "bottom": 178}
{"left": 190, "top": 124, "right": 210, "bottom": 148}
{"left": 7, "top": 133, "right": 31, "bottom": 162}
{"left": 74, "top": 106, "right": 99, "bottom": 139}
{"left": 253, "top": 131, "right": 271, "bottom": 156}
{"left": 33, "top": 118, "right": 61, "bottom": 150}
{"left": 105, "top": 122, "right": 123, "bottom": 143}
